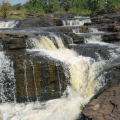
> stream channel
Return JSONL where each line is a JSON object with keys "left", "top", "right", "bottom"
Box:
{"left": 0, "top": 16, "right": 119, "bottom": 120}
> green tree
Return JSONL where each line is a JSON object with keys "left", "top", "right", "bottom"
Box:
{"left": 87, "top": 0, "right": 104, "bottom": 11}
{"left": 105, "top": 0, "right": 120, "bottom": 8}
{"left": 23, "top": 0, "right": 45, "bottom": 13}
{"left": 0, "top": 0, "right": 11, "bottom": 19}
{"left": 50, "top": 0, "right": 60, "bottom": 12}
{"left": 12, "top": 3, "right": 22, "bottom": 10}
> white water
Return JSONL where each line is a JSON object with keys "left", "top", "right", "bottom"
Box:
{"left": 0, "top": 20, "right": 19, "bottom": 28}
{"left": 0, "top": 15, "right": 120, "bottom": 120}
{"left": 0, "top": 33, "right": 108, "bottom": 120}
{"left": 0, "top": 52, "right": 16, "bottom": 103}
{"left": 62, "top": 17, "right": 91, "bottom": 26}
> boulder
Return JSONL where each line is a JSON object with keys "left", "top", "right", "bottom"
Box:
{"left": 81, "top": 64, "right": 120, "bottom": 120}
{"left": 0, "top": 33, "right": 28, "bottom": 50}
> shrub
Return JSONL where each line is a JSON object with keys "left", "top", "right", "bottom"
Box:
{"left": 0, "top": 0, "right": 11, "bottom": 19}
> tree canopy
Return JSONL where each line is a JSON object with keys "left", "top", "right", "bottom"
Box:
{"left": 11, "top": 0, "right": 120, "bottom": 14}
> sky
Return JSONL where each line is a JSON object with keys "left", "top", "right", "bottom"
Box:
{"left": 0, "top": 0, "right": 27, "bottom": 5}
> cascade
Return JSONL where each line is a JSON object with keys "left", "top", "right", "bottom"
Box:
{"left": 72, "top": 28, "right": 81, "bottom": 33}
{"left": 62, "top": 16, "right": 91, "bottom": 26}
{"left": 0, "top": 19, "right": 20, "bottom": 28}
{"left": 0, "top": 15, "right": 120, "bottom": 120}
{"left": 0, "top": 52, "right": 16, "bottom": 103}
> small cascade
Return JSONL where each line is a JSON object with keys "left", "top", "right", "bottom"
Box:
{"left": 88, "top": 27, "right": 103, "bottom": 33}
{"left": 0, "top": 52, "right": 16, "bottom": 103}
{"left": 72, "top": 27, "right": 81, "bottom": 33}
{"left": 0, "top": 14, "right": 120, "bottom": 120}
{"left": 62, "top": 17, "right": 91, "bottom": 26}
{"left": 85, "top": 35, "right": 103, "bottom": 44}
{"left": 0, "top": 19, "right": 20, "bottom": 28}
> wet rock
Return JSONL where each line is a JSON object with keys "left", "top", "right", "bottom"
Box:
{"left": 69, "top": 44, "right": 117, "bottom": 61}
{"left": 19, "top": 17, "right": 63, "bottom": 27}
{"left": 69, "top": 33, "right": 84, "bottom": 44}
{"left": 80, "top": 26, "right": 88, "bottom": 33}
{"left": 98, "top": 24, "right": 120, "bottom": 32}
{"left": 0, "top": 33, "right": 28, "bottom": 50}
{"left": 51, "top": 18, "right": 63, "bottom": 26}
{"left": 102, "top": 32, "right": 120, "bottom": 43}
{"left": 6, "top": 50, "right": 68, "bottom": 103}
{"left": 50, "top": 27, "right": 73, "bottom": 33}
{"left": 82, "top": 64, "right": 120, "bottom": 120}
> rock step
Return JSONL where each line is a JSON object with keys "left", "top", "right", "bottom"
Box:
{"left": 102, "top": 32, "right": 120, "bottom": 42}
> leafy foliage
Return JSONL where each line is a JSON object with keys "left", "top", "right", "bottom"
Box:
{"left": 8, "top": 0, "right": 120, "bottom": 16}
{"left": 50, "top": 0, "right": 60, "bottom": 12}
{"left": 0, "top": 0, "right": 11, "bottom": 19}
{"left": 12, "top": 3, "right": 22, "bottom": 10}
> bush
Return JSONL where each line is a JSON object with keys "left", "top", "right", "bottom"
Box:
{"left": 0, "top": 0, "right": 11, "bottom": 19}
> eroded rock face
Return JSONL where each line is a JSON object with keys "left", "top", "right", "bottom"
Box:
{"left": 6, "top": 51, "right": 68, "bottom": 103}
{"left": 82, "top": 65, "right": 120, "bottom": 120}
{"left": 0, "top": 33, "right": 28, "bottom": 50}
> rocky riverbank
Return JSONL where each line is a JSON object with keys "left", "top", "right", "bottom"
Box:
{"left": 81, "top": 11, "right": 120, "bottom": 120}
{"left": 0, "top": 11, "right": 120, "bottom": 119}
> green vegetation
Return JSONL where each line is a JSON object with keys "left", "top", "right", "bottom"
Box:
{"left": 0, "top": 0, "right": 120, "bottom": 19}
{"left": 79, "top": 103, "right": 85, "bottom": 110}
{"left": 0, "top": 0, "right": 11, "bottom": 19}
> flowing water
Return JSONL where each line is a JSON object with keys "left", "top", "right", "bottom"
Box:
{"left": 0, "top": 19, "right": 20, "bottom": 28}
{"left": 0, "top": 16, "right": 119, "bottom": 120}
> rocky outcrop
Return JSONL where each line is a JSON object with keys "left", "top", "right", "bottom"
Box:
{"left": 6, "top": 51, "right": 68, "bottom": 103}
{"left": 0, "top": 33, "right": 28, "bottom": 50}
{"left": 80, "top": 10, "right": 120, "bottom": 120}
{"left": 82, "top": 65, "right": 120, "bottom": 120}
{"left": 69, "top": 44, "right": 118, "bottom": 60}
{"left": 19, "top": 17, "right": 63, "bottom": 27}
{"left": 70, "top": 33, "right": 84, "bottom": 44}
{"left": 102, "top": 32, "right": 120, "bottom": 42}
{"left": 98, "top": 24, "right": 120, "bottom": 32}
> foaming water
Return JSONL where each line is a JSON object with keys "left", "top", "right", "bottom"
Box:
{"left": 62, "top": 17, "right": 91, "bottom": 26}
{"left": 0, "top": 19, "right": 20, "bottom": 28}
{"left": 0, "top": 34, "right": 107, "bottom": 120}
{"left": 0, "top": 52, "right": 16, "bottom": 103}
{"left": 84, "top": 35, "right": 120, "bottom": 60}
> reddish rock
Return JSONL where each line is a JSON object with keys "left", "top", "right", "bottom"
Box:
{"left": 82, "top": 84, "right": 120, "bottom": 120}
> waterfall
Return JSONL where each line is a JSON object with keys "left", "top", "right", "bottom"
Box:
{"left": 0, "top": 33, "right": 108, "bottom": 120}
{"left": 0, "top": 19, "right": 20, "bottom": 28}
{"left": 0, "top": 52, "right": 16, "bottom": 103}
{"left": 85, "top": 35, "right": 103, "bottom": 44}
{"left": 72, "top": 28, "right": 81, "bottom": 33}
{"left": 0, "top": 14, "right": 120, "bottom": 120}
{"left": 62, "top": 18, "right": 91, "bottom": 26}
